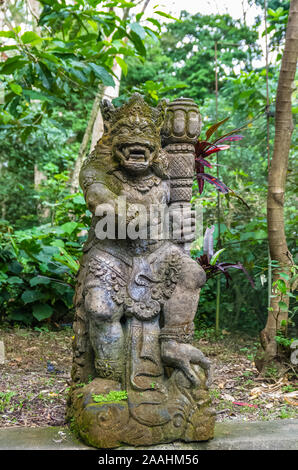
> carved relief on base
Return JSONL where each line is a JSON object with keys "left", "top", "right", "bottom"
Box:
{"left": 68, "top": 371, "right": 215, "bottom": 448}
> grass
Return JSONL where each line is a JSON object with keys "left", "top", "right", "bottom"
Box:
{"left": 0, "top": 391, "right": 16, "bottom": 412}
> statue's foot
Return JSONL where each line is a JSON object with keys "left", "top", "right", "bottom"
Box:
{"left": 161, "top": 340, "right": 212, "bottom": 387}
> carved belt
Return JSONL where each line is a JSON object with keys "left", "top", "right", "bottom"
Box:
{"left": 85, "top": 248, "right": 183, "bottom": 323}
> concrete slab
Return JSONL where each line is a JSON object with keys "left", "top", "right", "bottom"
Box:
{"left": 0, "top": 419, "right": 297, "bottom": 450}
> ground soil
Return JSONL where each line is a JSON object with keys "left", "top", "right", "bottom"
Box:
{"left": 0, "top": 326, "right": 297, "bottom": 428}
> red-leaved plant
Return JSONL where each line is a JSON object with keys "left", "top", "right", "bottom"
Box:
{"left": 197, "top": 226, "right": 255, "bottom": 288}
{"left": 195, "top": 117, "right": 249, "bottom": 207}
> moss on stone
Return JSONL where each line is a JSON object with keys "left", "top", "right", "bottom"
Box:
{"left": 91, "top": 390, "right": 128, "bottom": 404}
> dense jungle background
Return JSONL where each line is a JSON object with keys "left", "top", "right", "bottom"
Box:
{"left": 0, "top": 0, "right": 297, "bottom": 426}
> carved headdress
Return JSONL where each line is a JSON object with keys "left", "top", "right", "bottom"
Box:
{"left": 101, "top": 93, "right": 166, "bottom": 133}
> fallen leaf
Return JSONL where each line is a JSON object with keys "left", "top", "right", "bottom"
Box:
{"left": 250, "top": 387, "right": 263, "bottom": 397}
{"left": 284, "top": 397, "right": 298, "bottom": 406}
{"left": 284, "top": 391, "right": 298, "bottom": 399}
{"left": 250, "top": 394, "right": 261, "bottom": 400}
{"left": 233, "top": 401, "right": 258, "bottom": 408}
{"left": 14, "top": 357, "right": 22, "bottom": 362}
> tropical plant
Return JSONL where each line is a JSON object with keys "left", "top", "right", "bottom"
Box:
{"left": 196, "top": 225, "right": 255, "bottom": 288}
{"left": 194, "top": 117, "right": 250, "bottom": 208}
{"left": 0, "top": 185, "right": 90, "bottom": 325}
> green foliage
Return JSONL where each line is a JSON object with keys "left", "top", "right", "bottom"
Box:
{"left": 0, "top": 183, "right": 89, "bottom": 325}
{"left": 254, "top": 0, "right": 290, "bottom": 50}
{"left": 0, "top": 391, "right": 16, "bottom": 413}
{"left": 0, "top": 0, "right": 162, "bottom": 137}
{"left": 121, "top": 11, "right": 261, "bottom": 105}
{"left": 0, "top": 88, "right": 93, "bottom": 228}
{"left": 158, "top": 11, "right": 260, "bottom": 103}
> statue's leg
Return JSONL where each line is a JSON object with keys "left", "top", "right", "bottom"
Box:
{"left": 160, "top": 254, "right": 212, "bottom": 387}
{"left": 83, "top": 248, "right": 129, "bottom": 382}
{"left": 85, "top": 285, "right": 125, "bottom": 381}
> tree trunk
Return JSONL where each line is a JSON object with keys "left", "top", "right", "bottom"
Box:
{"left": 27, "top": 0, "right": 51, "bottom": 218}
{"left": 90, "top": 60, "right": 122, "bottom": 152}
{"left": 69, "top": 89, "right": 102, "bottom": 193}
{"left": 256, "top": 0, "right": 298, "bottom": 372}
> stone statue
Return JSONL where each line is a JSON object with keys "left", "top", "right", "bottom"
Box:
{"left": 67, "top": 94, "right": 215, "bottom": 448}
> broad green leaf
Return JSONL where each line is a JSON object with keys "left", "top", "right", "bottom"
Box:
{"left": 115, "top": 56, "right": 128, "bottom": 76}
{"left": 39, "top": 52, "right": 59, "bottom": 64}
{"left": 129, "top": 31, "right": 146, "bottom": 57}
{"left": 130, "top": 22, "right": 146, "bottom": 39}
{"left": 278, "top": 301, "right": 288, "bottom": 311}
{"left": 21, "top": 289, "right": 45, "bottom": 304}
{"left": 32, "top": 303, "right": 53, "bottom": 321}
{"left": 0, "top": 30, "right": 16, "bottom": 38}
{"left": 73, "top": 195, "right": 85, "bottom": 204}
{"left": 279, "top": 272, "right": 290, "bottom": 281}
{"left": 23, "top": 89, "right": 64, "bottom": 104}
{"left": 21, "top": 31, "right": 42, "bottom": 45}
{"left": 136, "top": 12, "right": 144, "bottom": 22}
{"left": 35, "top": 62, "right": 52, "bottom": 89}
{"left": 1, "top": 56, "right": 27, "bottom": 75}
{"left": 9, "top": 83, "right": 22, "bottom": 95}
{"left": 8, "top": 260, "right": 23, "bottom": 274}
{"left": 277, "top": 279, "right": 287, "bottom": 294}
{"left": 154, "top": 11, "right": 178, "bottom": 21}
{"left": 50, "top": 239, "right": 65, "bottom": 248}
{"left": 147, "top": 18, "right": 162, "bottom": 30}
{"left": 69, "top": 67, "right": 88, "bottom": 84}
{"left": 60, "top": 221, "right": 78, "bottom": 234}
{"left": 6, "top": 276, "right": 23, "bottom": 285}
{"left": 0, "top": 45, "right": 18, "bottom": 51}
{"left": 29, "top": 276, "right": 51, "bottom": 287}
{"left": 267, "top": 8, "right": 276, "bottom": 16}
{"left": 8, "top": 311, "right": 32, "bottom": 324}
{"left": 89, "top": 63, "right": 115, "bottom": 87}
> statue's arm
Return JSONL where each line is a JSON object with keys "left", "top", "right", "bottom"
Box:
{"left": 84, "top": 182, "right": 118, "bottom": 216}
{"left": 79, "top": 157, "right": 118, "bottom": 216}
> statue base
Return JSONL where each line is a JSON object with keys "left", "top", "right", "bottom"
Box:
{"left": 67, "top": 375, "right": 215, "bottom": 449}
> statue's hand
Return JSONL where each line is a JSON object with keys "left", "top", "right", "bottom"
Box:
{"left": 161, "top": 340, "right": 212, "bottom": 388}
{"left": 170, "top": 203, "right": 196, "bottom": 243}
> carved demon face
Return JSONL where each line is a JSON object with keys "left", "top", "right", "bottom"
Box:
{"left": 111, "top": 115, "right": 160, "bottom": 175}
